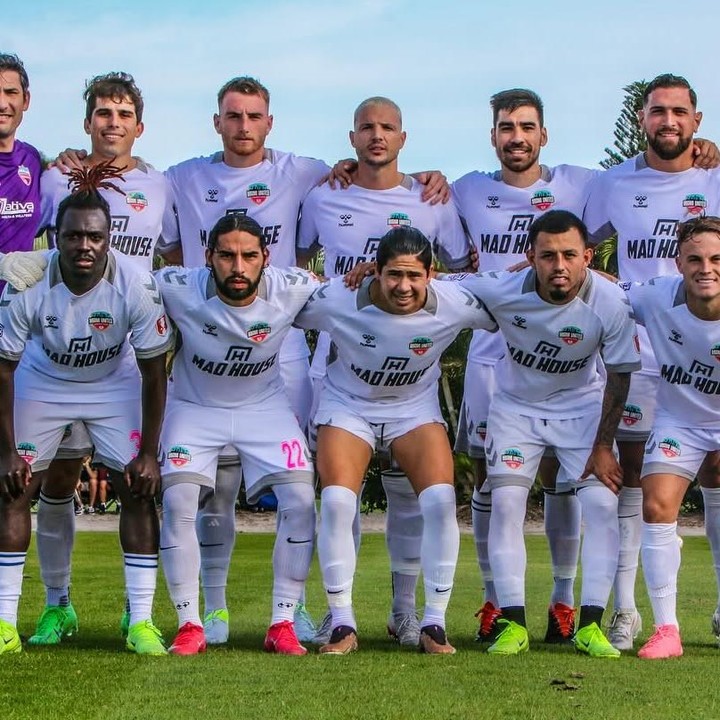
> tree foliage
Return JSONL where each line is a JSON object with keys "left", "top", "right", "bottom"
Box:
{"left": 600, "top": 80, "right": 648, "bottom": 169}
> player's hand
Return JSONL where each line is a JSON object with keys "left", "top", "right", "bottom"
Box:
{"left": 124, "top": 453, "right": 160, "bottom": 499}
{"left": 506, "top": 259, "right": 531, "bottom": 272}
{"left": 580, "top": 445, "right": 623, "bottom": 495}
{"left": 326, "top": 158, "right": 358, "bottom": 189}
{"left": 0, "top": 454, "right": 32, "bottom": 501}
{"left": 0, "top": 250, "right": 47, "bottom": 290}
{"left": 469, "top": 244, "right": 479, "bottom": 272}
{"left": 414, "top": 171, "right": 450, "bottom": 205}
{"left": 52, "top": 148, "right": 88, "bottom": 174}
{"left": 692, "top": 138, "right": 720, "bottom": 169}
{"left": 343, "top": 261, "right": 376, "bottom": 289}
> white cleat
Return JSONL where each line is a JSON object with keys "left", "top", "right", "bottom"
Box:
{"left": 711, "top": 608, "right": 720, "bottom": 646}
{"left": 387, "top": 612, "right": 421, "bottom": 646}
{"left": 312, "top": 611, "right": 333, "bottom": 645}
{"left": 203, "top": 609, "right": 229, "bottom": 645}
{"left": 293, "top": 603, "right": 317, "bottom": 643}
{"left": 607, "top": 609, "right": 642, "bottom": 651}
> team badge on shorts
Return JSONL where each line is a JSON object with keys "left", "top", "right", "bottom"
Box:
{"left": 16, "top": 442, "right": 38, "bottom": 463}
{"left": 88, "top": 311, "right": 114, "bottom": 331}
{"left": 409, "top": 336, "right": 433, "bottom": 355}
{"left": 531, "top": 189, "right": 555, "bottom": 211}
{"left": 622, "top": 403, "right": 643, "bottom": 426}
{"left": 711, "top": 344, "right": 720, "bottom": 362}
{"left": 683, "top": 193, "right": 706, "bottom": 215}
{"left": 247, "top": 183, "right": 270, "bottom": 205}
{"left": 129, "top": 430, "right": 142, "bottom": 456}
{"left": 387, "top": 212, "right": 411, "bottom": 227}
{"left": 558, "top": 326, "right": 583, "bottom": 345}
{"left": 501, "top": 448, "right": 524, "bottom": 469}
{"left": 156, "top": 314, "right": 168, "bottom": 336}
{"left": 17, "top": 164, "right": 32, "bottom": 187}
{"left": 247, "top": 322, "right": 271, "bottom": 342}
{"left": 475, "top": 421, "right": 487, "bottom": 441}
{"left": 126, "top": 191, "right": 148, "bottom": 212}
{"left": 659, "top": 437, "right": 681, "bottom": 458}
{"left": 167, "top": 445, "right": 192, "bottom": 467}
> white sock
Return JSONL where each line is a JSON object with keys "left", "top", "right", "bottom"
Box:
{"left": 271, "top": 483, "right": 316, "bottom": 624}
{"left": 382, "top": 471, "right": 421, "bottom": 614}
{"left": 161, "top": 483, "right": 202, "bottom": 628}
{"left": 544, "top": 490, "right": 580, "bottom": 607}
{"left": 577, "top": 485, "right": 619, "bottom": 609}
{"left": 0, "top": 553, "right": 26, "bottom": 626}
{"left": 419, "top": 484, "right": 459, "bottom": 629}
{"left": 352, "top": 480, "right": 365, "bottom": 555}
{"left": 614, "top": 486, "right": 642, "bottom": 611}
{"left": 36, "top": 492, "right": 74, "bottom": 605}
{"left": 641, "top": 521, "right": 680, "bottom": 627}
{"left": 471, "top": 487, "right": 498, "bottom": 606}
{"left": 488, "top": 485, "right": 529, "bottom": 608}
{"left": 701, "top": 487, "right": 720, "bottom": 608}
{"left": 318, "top": 486, "right": 357, "bottom": 630}
{"left": 124, "top": 553, "right": 158, "bottom": 626}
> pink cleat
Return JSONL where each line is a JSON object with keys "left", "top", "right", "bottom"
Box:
{"left": 263, "top": 620, "right": 307, "bottom": 655}
{"left": 169, "top": 622, "right": 207, "bottom": 656}
{"left": 637, "top": 624, "right": 683, "bottom": 659}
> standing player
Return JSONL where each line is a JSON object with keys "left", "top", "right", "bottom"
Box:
{"left": 583, "top": 73, "right": 720, "bottom": 649}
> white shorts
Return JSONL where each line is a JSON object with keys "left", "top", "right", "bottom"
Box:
{"left": 54, "top": 420, "right": 93, "bottom": 460}
{"left": 616, "top": 372, "right": 657, "bottom": 442}
{"left": 642, "top": 425, "right": 720, "bottom": 482}
{"left": 161, "top": 395, "right": 314, "bottom": 504}
{"left": 484, "top": 403, "right": 604, "bottom": 492}
{"left": 455, "top": 362, "right": 496, "bottom": 458}
{"left": 14, "top": 398, "right": 142, "bottom": 473}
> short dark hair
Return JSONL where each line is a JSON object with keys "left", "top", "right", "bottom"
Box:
{"left": 217, "top": 76, "right": 270, "bottom": 109}
{"left": 84, "top": 72, "right": 144, "bottom": 122}
{"left": 55, "top": 192, "right": 111, "bottom": 235}
{"left": 353, "top": 96, "right": 402, "bottom": 127}
{"left": 643, "top": 73, "right": 697, "bottom": 108}
{"left": 376, "top": 227, "right": 433, "bottom": 272}
{"left": 490, "top": 88, "right": 544, "bottom": 126}
{"left": 207, "top": 213, "right": 266, "bottom": 252}
{"left": 677, "top": 215, "right": 720, "bottom": 246}
{"left": 0, "top": 53, "right": 29, "bottom": 96}
{"left": 528, "top": 210, "right": 588, "bottom": 248}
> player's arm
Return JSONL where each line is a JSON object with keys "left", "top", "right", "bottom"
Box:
{"left": 156, "top": 175, "right": 184, "bottom": 266}
{"left": 693, "top": 138, "right": 720, "bottom": 169}
{"left": 0, "top": 358, "right": 31, "bottom": 500}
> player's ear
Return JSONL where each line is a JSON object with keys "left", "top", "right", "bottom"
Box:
{"left": 205, "top": 248, "right": 212, "bottom": 267}
{"left": 540, "top": 127, "right": 548, "bottom": 148}
{"left": 263, "top": 248, "right": 270, "bottom": 267}
{"left": 213, "top": 113, "right": 221, "bottom": 135}
{"left": 584, "top": 247, "right": 593, "bottom": 266}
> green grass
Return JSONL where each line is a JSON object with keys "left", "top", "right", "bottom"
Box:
{"left": 3, "top": 533, "right": 719, "bottom": 720}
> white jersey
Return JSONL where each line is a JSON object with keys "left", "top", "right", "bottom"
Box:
{"left": 40, "top": 162, "right": 171, "bottom": 272}
{"left": 455, "top": 269, "right": 640, "bottom": 419}
{"left": 158, "top": 265, "right": 319, "bottom": 408}
{"left": 625, "top": 275, "right": 720, "bottom": 429}
{"left": 453, "top": 164, "right": 598, "bottom": 364}
{"left": 297, "top": 177, "right": 471, "bottom": 277}
{"left": 0, "top": 250, "right": 173, "bottom": 403}
{"left": 294, "top": 276, "right": 496, "bottom": 404}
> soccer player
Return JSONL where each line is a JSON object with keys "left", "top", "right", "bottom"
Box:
{"left": 0, "top": 177, "right": 173, "bottom": 655}
{"left": 294, "top": 226, "right": 497, "bottom": 655}
{"left": 621, "top": 217, "right": 720, "bottom": 658}
{"left": 157, "top": 213, "right": 318, "bottom": 655}
{"left": 296, "top": 95, "right": 473, "bottom": 645}
{"left": 583, "top": 73, "right": 720, "bottom": 649}
{"left": 453, "top": 210, "right": 640, "bottom": 657}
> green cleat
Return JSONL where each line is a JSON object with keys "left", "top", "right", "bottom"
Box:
{"left": 487, "top": 619, "right": 529, "bottom": 656}
{"left": 126, "top": 620, "right": 167, "bottom": 656}
{"left": 120, "top": 608, "right": 131, "bottom": 638}
{"left": 574, "top": 622, "right": 621, "bottom": 658}
{"left": 0, "top": 619, "right": 21, "bottom": 654}
{"left": 28, "top": 604, "right": 78, "bottom": 645}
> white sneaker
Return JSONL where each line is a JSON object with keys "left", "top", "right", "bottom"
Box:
{"left": 387, "top": 612, "right": 421, "bottom": 646}
{"left": 312, "top": 611, "right": 333, "bottom": 645}
{"left": 203, "top": 609, "right": 229, "bottom": 645}
{"left": 607, "top": 609, "right": 642, "bottom": 651}
{"left": 293, "top": 603, "right": 316, "bottom": 643}
{"left": 711, "top": 608, "right": 720, "bottom": 646}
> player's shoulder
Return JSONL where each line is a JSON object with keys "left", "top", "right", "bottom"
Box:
{"left": 40, "top": 164, "right": 66, "bottom": 190}
{"left": 165, "top": 153, "right": 219, "bottom": 179}
{"left": 15, "top": 139, "right": 42, "bottom": 165}
{"left": 263, "top": 265, "right": 317, "bottom": 290}
{"left": 266, "top": 148, "right": 329, "bottom": 179}
{"left": 453, "top": 170, "right": 497, "bottom": 192}
{"left": 547, "top": 164, "right": 600, "bottom": 183}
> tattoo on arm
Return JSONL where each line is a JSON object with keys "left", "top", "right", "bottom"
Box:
{"left": 594, "top": 372, "right": 630, "bottom": 448}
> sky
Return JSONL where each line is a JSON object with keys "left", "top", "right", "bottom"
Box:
{"left": 5, "top": 0, "right": 720, "bottom": 179}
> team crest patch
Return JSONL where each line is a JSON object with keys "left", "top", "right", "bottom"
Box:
{"left": 558, "top": 326, "right": 583, "bottom": 345}
{"left": 387, "top": 212, "right": 411, "bottom": 227}
{"left": 167, "top": 445, "right": 192, "bottom": 467}
{"left": 475, "top": 421, "right": 487, "bottom": 441}
{"left": 156, "top": 314, "right": 168, "bottom": 336}
{"left": 531, "top": 189, "right": 555, "bottom": 211}
{"left": 130, "top": 430, "right": 142, "bottom": 455}
{"left": 126, "top": 191, "right": 148, "bottom": 212}
{"left": 247, "top": 322, "right": 271, "bottom": 342}
{"left": 409, "top": 336, "right": 433, "bottom": 355}
{"left": 711, "top": 344, "right": 720, "bottom": 362}
{"left": 16, "top": 442, "right": 37, "bottom": 463}
{"left": 683, "top": 193, "right": 706, "bottom": 215}
{"left": 247, "top": 183, "right": 270, "bottom": 205}
{"left": 659, "top": 437, "right": 681, "bottom": 458}
{"left": 501, "top": 448, "right": 524, "bottom": 469}
{"left": 88, "top": 311, "right": 113, "bottom": 331}
{"left": 17, "top": 165, "right": 32, "bottom": 187}
{"left": 622, "top": 404, "right": 643, "bottom": 426}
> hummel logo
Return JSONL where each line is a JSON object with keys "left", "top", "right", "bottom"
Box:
{"left": 205, "top": 188, "right": 219, "bottom": 203}
{"left": 512, "top": 315, "right": 527, "bottom": 329}
{"left": 633, "top": 194, "right": 648, "bottom": 209}
{"left": 360, "top": 334, "right": 376, "bottom": 348}
{"left": 338, "top": 213, "right": 354, "bottom": 227}
{"left": 44, "top": 315, "right": 59, "bottom": 329}
{"left": 669, "top": 329, "right": 683, "bottom": 345}
{"left": 486, "top": 195, "right": 500, "bottom": 209}
{"left": 203, "top": 323, "right": 218, "bottom": 336}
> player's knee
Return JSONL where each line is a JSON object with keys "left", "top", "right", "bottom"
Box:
{"left": 642, "top": 494, "right": 677, "bottom": 524}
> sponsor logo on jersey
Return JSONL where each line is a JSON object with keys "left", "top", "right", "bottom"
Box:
{"left": 387, "top": 212, "right": 411, "bottom": 227}
{"left": 168, "top": 445, "right": 192, "bottom": 467}
{"left": 622, "top": 403, "right": 643, "bottom": 426}
{"left": 88, "top": 311, "right": 114, "bottom": 331}
{"left": 125, "top": 191, "right": 148, "bottom": 212}
{"left": 486, "top": 195, "right": 500, "bottom": 209}
{"left": 530, "top": 189, "right": 554, "bottom": 211}
{"left": 156, "top": 314, "right": 168, "bottom": 336}
{"left": 0, "top": 198, "right": 34, "bottom": 218}
{"left": 247, "top": 183, "right": 270, "bottom": 205}
{"left": 558, "top": 326, "right": 583, "bottom": 345}
{"left": 17, "top": 442, "right": 37, "bottom": 462}
{"left": 247, "top": 322, "right": 271, "bottom": 342}
{"left": 683, "top": 193, "right": 706, "bottom": 215}
{"left": 501, "top": 448, "right": 524, "bottom": 469}
{"left": 409, "top": 336, "right": 433, "bottom": 355}
{"left": 205, "top": 188, "right": 219, "bottom": 203}
{"left": 17, "top": 164, "right": 32, "bottom": 187}
{"left": 712, "top": 344, "right": 720, "bottom": 363}
{"left": 659, "top": 437, "right": 680, "bottom": 458}
{"left": 339, "top": 213, "right": 354, "bottom": 227}
{"left": 633, "top": 194, "right": 648, "bottom": 209}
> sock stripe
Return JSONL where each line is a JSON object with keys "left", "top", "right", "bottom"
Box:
{"left": 39, "top": 493, "right": 74, "bottom": 506}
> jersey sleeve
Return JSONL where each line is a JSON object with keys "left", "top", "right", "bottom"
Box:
{"left": 582, "top": 171, "right": 616, "bottom": 246}
{"left": 597, "top": 280, "right": 641, "bottom": 373}
{"left": 0, "top": 284, "right": 31, "bottom": 361}
{"left": 622, "top": 276, "right": 675, "bottom": 328}
{"left": 433, "top": 196, "right": 472, "bottom": 270}
{"left": 293, "top": 280, "right": 336, "bottom": 331}
{"left": 38, "top": 168, "right": 64, "bottom": 233}
{"left": 288, "top": 154, "right": 331, "bottom": 202}
{"left": 450, "top": 284, "right": 498, "bottom": 332}
{"left": 296, "top": 187, "right": 321, "bottom": 250}
{"left": 127, "top": 272, "right": 175, "bottom": 358}
{"left": 156, "top": 173, "right": 179, "bottom": 254}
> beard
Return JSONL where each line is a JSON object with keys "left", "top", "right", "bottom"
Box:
{"left": 212, "top": 266, "right": 263, "bottom": 302}
{"left": 647, "top": 131, "right": 692, "bottom": 161}
{"left": 499, "top": 144, "right": 540, "bottom": 173}
{"left": 548, "top": 288, "right": 569, "bottom": 302}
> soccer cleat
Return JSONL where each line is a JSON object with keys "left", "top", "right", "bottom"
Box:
{"left": 487, "top": 619, "right": 529, "bottom": 656}
{"left": 419, "top": 624, "right": 456, "bottom": 655}
{"left": 574, "top": 622, "right": 620, "bottom": 658}
{"left": 544, "top": 602, "right": 576, "bottom": 644}
{"left": 638, "top": 624, "right": 683, "bottom": 659}
{"left": 475, "top": 601, "right": 502, "bottom": 643}
{"left": 126, "top": 619, "right": 167, "bottom": 656}
{"left": 387, "top": 612, "right": 421, "bottom": 647}
{"left": 28, "top": 604, "right": 78, "bottom": 645}
{"left": 169, "top": 622, "right": 207, "bottom": 656}
{"left": 120, "top": 609, "right": 130, "bottom": 638}
{"left": 711, "top": 608, "right": 720, "bottom": 646}
{"left": 607, "top": 609, "right": 642, "bottom": 651}
{"left": 312, "top": 610, "right": 333, "bottom": 645}
{"left": 293, "top": 603, "right": 316, "bottom": 643}
{"left": 0, "top": 619, "right": 21, "bottom": 654}
{"left": 319, "top": 625, "right": 358, "bottom": 655}
{"left": 263, "top": 621, "right": 307, "bottom": 655}
{"left": 203, "top": 608, "right": 230, "bottom": 645}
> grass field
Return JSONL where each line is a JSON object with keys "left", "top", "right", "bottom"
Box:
{"left": 3, "top": 532, "right": 719, "bottom": 720}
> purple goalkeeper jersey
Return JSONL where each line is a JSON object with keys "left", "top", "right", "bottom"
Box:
{"left": 0, "top": 140, "right": 42, "bottom": 253}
